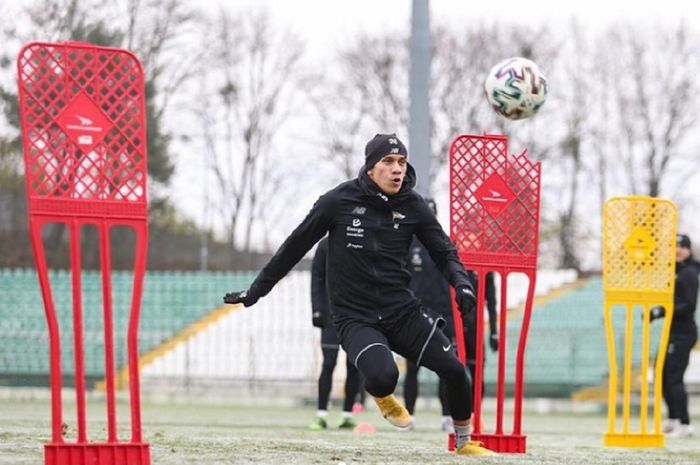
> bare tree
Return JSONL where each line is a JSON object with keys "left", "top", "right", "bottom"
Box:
{"left": 22, "top": 0, "right": 111, "bottom": 41}
{"left": 430, "top": 22, "right": 559, "bottom": 198}
{"left": 604, "top": 22, "right": 700, "bottom": 197}
{"left": 306, "top": 72, "right": 373, "bottom": 182}
{"left": 197, "top": 9, "right": 304, "bottom": 256}
{"left": 546, "top": 20, "right": 597, "bottom": 271}
{"left": 305, "top": 31, "right": 411, "bottom": 200}
{"left": 0, "top": 0, "right": 205, "bottom": 266}
{"left": 340, "top": 34, "right": 410, "bottom": 132}
{"left": 119, "top": 0, "right": 201, "bottom": 120}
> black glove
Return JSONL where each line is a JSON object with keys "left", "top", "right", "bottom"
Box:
{"left": 456, "top": 285, "right": 476, "bottom": 314}
{"left": 312, "top": 311, "right": 325, "bottom": 328}
{"left": 649, "top": 305, "right": 665, "bottom": 321}
{"left": 489, "top": 332, "right": 499, "bottom": 352}
{"left": 223, "top": 288, "right": 260, "bottom": 307}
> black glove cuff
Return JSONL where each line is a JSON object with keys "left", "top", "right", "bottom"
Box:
{"left": 456, "top": 285, "right": 476, "bottom": 313}
{"left": 650, "top": 306, "right": 665, "bottom": 320}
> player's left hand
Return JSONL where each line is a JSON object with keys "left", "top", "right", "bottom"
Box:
{"left": 489, "top": 332, "right": 498, "bottom": 352}
{"left": 456, "top": 285, "right": 476, "bottom": 314}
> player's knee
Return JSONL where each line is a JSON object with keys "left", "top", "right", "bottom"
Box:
{"left": 361, "top": 357, "right": 398, "bottom": 397}
{"left": 366, "top": 365, "right": 398, "bottom": 397}
{"left": 355, "top": 344, "right": 397, "bottom": 397}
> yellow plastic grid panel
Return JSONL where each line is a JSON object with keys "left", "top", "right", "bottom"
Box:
{"left": 603, "top": 196, "right": 676, "bottom": 299}
{"left": 602, "top": 196, "right": 677, "bottom": 448}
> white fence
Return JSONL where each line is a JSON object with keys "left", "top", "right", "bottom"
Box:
{"left": 140, "top": 269, "right": 579, "bottom": 397}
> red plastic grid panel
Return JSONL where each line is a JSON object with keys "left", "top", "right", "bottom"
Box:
{"left": 17, "top": 41, "right": 150, "bottom": 465}
{"left": 17, "top": 41, "right": 147, "bottom": 219}
{"left": 448, "top": 134, "right": 541, "bottom": 453}
{"left": 449, "top": 134, "right": 541, "bottom": 270}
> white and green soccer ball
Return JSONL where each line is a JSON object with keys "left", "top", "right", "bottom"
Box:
{"left": 484, "top": 57, "right": 547, "bottom": 120}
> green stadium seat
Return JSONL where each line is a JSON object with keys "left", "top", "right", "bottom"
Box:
{"left": 0, "top": 269, "right": 255, "bottom": 386}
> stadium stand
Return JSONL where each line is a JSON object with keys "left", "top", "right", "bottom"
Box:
{"left": 0, "top": 269, "right": 254, "bottom": 387}
{"left": 3, "top": 268, "right": 698, "bottom": 401}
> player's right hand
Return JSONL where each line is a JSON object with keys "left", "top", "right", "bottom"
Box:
{"left": 456, "top": 285, "right": 476, "bottom": 314}
{"left": 312, "top": 311, "right": 325, "bottom": 328}
{"left": 489, "top": 332, "right": 499, "bottom": 352}
{"left": 649, "top": 305, "right": 665, "bottom": 321}
{"left": 223, "top": 289, "right": 259, "bottom": 307}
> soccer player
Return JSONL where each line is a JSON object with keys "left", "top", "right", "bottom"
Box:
{"left": 309, "top": 236, "right": 361, "bottom": 430}
{"left": 651, "top": 233, "right": 699, "bottom": 438}
{"left": 403, "top": 207, "right": 498, "bottom": 433}
{"left": 224, "top": 133, "right": 494, "bottom": 455}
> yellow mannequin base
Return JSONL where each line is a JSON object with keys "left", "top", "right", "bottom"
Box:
{"left": 604, "top": 432, "right": 665, "bottom": 448}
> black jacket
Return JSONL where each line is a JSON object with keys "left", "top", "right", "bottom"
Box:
{"left": 407, "top": 237, "right": 496, "bottom": 338}
{"left": 672, "top": 257, "right": 700, "bottom": 339}
{"left": 407, "top": 236, "right": 451, "bottom": 316}
{"left": 248, "top": 163, "right": 473, "bottom": 323}
{"left": 311, "top": 237, "right": 330, "bottom": 328}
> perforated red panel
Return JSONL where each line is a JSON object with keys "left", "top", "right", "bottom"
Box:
{"left": 448, "top": 134, "right": 541, "bottom": 454}
{"left": 449, "top": 134, "right": 541, "bottom": 270}
{"left": 17, "top": 42, "right": 147, "bottom": 219}
{"left": 17, "top": 42, "right": 150, "bottom": 465}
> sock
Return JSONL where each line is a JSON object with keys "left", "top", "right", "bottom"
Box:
{"left": 454, "top": 423, "right": 472, "bottom": 449}
{"left": 317, "top": 410, "right": 328, "bottom": 418}
{"left": 341, "top": 411, "right": 352, "bottom": 418}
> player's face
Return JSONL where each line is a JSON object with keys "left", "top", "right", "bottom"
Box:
{"left": 676, "top": 245, "right": 691, "bottom": 262}
{"left": 367, "top": 154, "right": 407, "bottom": 195}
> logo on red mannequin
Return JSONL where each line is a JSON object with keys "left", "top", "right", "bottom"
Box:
{"left": 474, "top": 173, "right": 516, "bottom": 217}
{"left": 56, "top": 93, "right": 113, "bottom": 153}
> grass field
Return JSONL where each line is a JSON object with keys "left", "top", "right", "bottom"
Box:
{"left": 1, "top": 394, "right": 699, "bottom": 465}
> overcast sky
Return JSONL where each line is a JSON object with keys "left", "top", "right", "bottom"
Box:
{"left": 205, "top": 0, "right": 696, "bottom": 55}
{"left": 168, "top": 0, "right": 700, "bottom": 254}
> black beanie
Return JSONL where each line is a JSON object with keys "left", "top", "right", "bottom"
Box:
{"left": 364, "top": 133, "right": 408, "bottom": 169}
{"left": 677, "top": 234, "right": 691, "bottom": 249}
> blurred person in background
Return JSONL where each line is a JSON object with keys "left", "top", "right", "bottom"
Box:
{"left": 650, "top": 233, "right": 699, "bottom": 438}
{"left": 403, "top": 200, "right": 498, "bottom": 433}
{"left": 309, "top": 236, "right": 361, "bottom": 430}
{"left": 223, "top": 133, "right": 493, "bottom": 455}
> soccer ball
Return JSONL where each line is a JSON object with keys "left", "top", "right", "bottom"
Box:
{"left": 483, "top": 57, "right": 547, "bottom": 120}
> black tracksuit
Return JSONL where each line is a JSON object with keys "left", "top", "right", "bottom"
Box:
{"left": 311, "top": 237, "right": 360, "bottom": 412}
{"left": 249, "top": 167, "right": 472, "bottom": 321}
{"left": 247, "top": 164, "right": 475, "bottom": 420}
{"left": 663, "top": 257, "right": 699, "bottom": 425}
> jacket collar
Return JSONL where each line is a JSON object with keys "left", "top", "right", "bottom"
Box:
{"left": 357, "top": 162, "right": 416, "bottom": 210}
